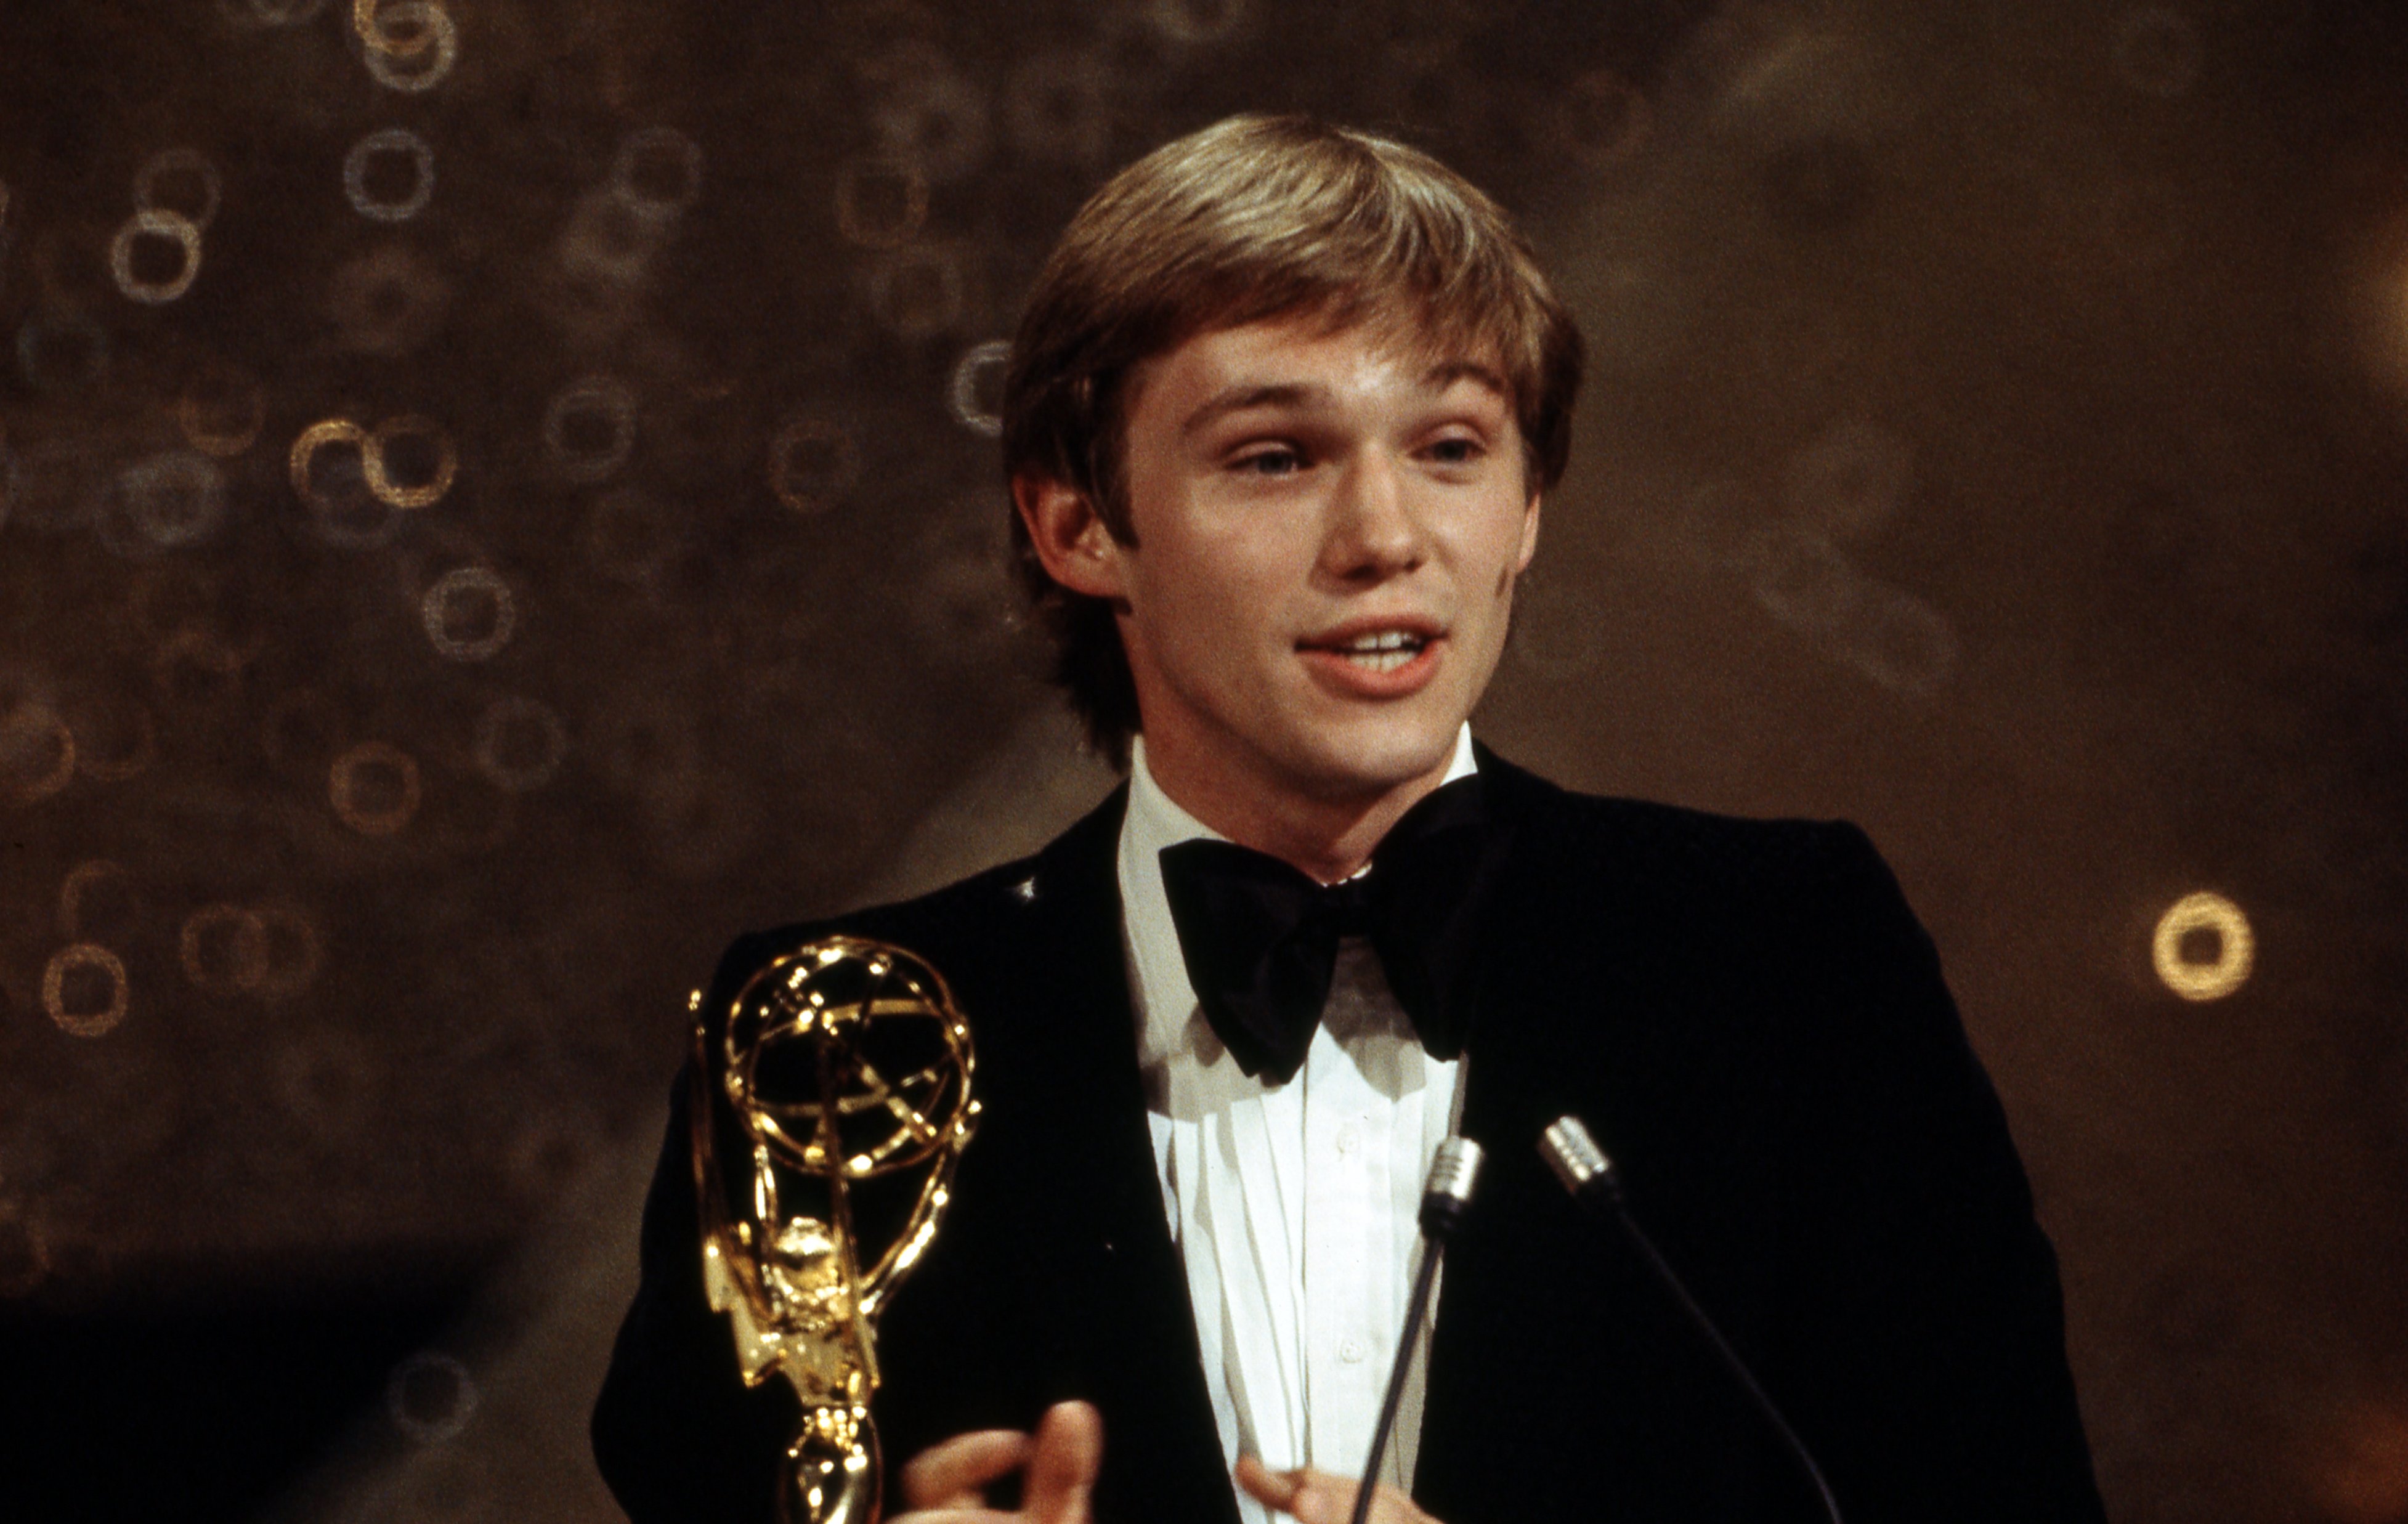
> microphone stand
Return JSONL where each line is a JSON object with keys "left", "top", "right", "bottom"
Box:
{"left": 1540, "top": 1116, "right": 1846, "bottom": 1524}
{"left": 1349, "top": 1135, "right": 1483, "bottom": 1524}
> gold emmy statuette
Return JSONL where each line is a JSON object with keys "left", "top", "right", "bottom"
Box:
{"left": 692, "top": 934, "right": 980, "bottom": 1524}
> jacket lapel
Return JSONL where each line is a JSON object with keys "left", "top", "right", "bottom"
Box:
{"left": 1005, "top": 788, "right": 1242, "bottom": 1524}
{"left": 1414, "top": 750, "right": 1630, "bottom": 1517}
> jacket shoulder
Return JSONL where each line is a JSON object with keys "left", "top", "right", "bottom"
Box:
{"left": 700, "top": 780, "right": 1126, "bottom": 1008}
{"left": 705, "top": 854, "right": 1050, "bottom": 1001}
{"left": 1484, "top": 751, "right": 1886, "bottom": 901}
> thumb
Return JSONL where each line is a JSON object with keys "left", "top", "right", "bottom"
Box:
{"left": 1021, "top": 1400, "right": 1103, "bottom": 1523}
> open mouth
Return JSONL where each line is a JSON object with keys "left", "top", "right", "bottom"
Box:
{"left": 1299, "top": 626, "right": 1438, "bottom": 676}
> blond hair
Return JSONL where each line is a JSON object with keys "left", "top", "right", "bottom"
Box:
{"left": 1001, "top": 113, "right": 1584, "bottom": 766}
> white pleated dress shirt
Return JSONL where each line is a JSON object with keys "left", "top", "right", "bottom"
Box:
{"left": 1117, "top": 728, "right": 1474, "bottom": 1521}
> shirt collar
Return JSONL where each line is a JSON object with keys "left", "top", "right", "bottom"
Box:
{"left": 1117, "top": 726, "right": 1479, "bottom": 1070}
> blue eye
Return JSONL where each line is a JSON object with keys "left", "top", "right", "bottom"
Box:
{"left": 1236, "top": 448, "right": 1302, "bottom": 476}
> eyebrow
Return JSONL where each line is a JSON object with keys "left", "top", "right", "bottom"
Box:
{"left": 1177, "top": 361, "right": 1512, "bottom": 441}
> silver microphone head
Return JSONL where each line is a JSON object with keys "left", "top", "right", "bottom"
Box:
{"left": 1539, "top": 1115, "right": 1616, "bottom": 1199}
{"left": 1417, "top": 1135, "right": 1483, "bottom": 1239}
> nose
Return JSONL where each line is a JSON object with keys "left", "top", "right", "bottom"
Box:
{"left": 1320, "top": 447, "right": 1426, "bottom": 584}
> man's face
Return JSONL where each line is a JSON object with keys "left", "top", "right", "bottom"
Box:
{"left": 1045, "top": 311, "right": 1541, "bottom": 812}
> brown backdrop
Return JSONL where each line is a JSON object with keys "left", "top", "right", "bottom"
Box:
{"left": 2, "top": 2, "right": 2405, "bottom": 1521}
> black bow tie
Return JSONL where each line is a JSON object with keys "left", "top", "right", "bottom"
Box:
{"left": 1156, "top": 776, "right": 1509, "bottom": 1085}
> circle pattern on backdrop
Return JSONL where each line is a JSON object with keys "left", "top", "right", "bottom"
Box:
{"left": 2153, "top": 891, "right": 2255, "bottom": 1002}
{"left": 43, "top": 943, "right": 130, "bottom": 1037}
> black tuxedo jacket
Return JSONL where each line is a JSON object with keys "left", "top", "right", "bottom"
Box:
{"left": 593, "top": 751, "right": 2106, "bottom": 1523}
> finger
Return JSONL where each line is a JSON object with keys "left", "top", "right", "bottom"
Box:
{"left": 1234, "top": 1455, "right": 1305, "bottom": 1513}
{"left": 1276, "top": 1469, "right": 1355, "bottom": 1524}
{"left": 899, "top": 1429, "right": 1034, "bottom": 1509}
{"left": 1021, "top": 1400, "right": 1104, "bottom": 1523}
{"left": 1236, "top": 1464, "right": 1438, "bottom": 1524}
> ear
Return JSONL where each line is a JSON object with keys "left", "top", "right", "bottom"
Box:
{"left": 1514, "top": 490, "right": 1543, "bottom": 574}
{"left": 1013, "top": 470, "right": 1129, "bottom": 601}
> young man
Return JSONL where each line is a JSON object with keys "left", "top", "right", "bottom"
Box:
{"left": 593, "top": 115, "right": 2106, "bottom": 1524}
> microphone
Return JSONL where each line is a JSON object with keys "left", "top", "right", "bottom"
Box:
{"left": 1539, "top": 1116, "right": 1845, "bottom": 1524}
{"left": 1349, "top": 1134, "right": 1483, "bottom": 1524}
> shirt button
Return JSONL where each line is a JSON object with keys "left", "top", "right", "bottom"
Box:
{"left": 1334, "top": 1122, "right": 1361, "bottom": 1154}
{"left": 1339, "top": 1337, "right": 1368, "bottom": 1363}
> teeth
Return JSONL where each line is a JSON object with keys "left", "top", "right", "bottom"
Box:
{"left": 1308, "top": 628, "right": 1430, "bottom": 674}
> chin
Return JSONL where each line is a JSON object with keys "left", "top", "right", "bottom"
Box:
{"left": 1283, "top": 713, "right": 1463, "bottom": 801}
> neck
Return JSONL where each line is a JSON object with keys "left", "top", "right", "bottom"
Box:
{"left": 1138, "top": 735, "right": 1459, "bottom": 885}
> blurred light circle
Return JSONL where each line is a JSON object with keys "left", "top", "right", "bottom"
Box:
{"left": 1147, "top": 0, "right": 1248, "bottom": 45}
{"left": 110, "top": 450, "right": 229, "bottom": 552}
{"left": 1551, "top": 68, "right": 1652, "bottom": 173}
{"left": 352, "top": 0, "right": 431, "bottom": 52}
{"left": 150, "top": 628, "right": 251, "bottom": 711}
{"left": 179, "top": 903, "right": 271, "bottom": 995}
{"left": 559, "top": 188, "right": 666, "bottom": 288}
{"left": 2152, "top": 891, "right": 2253, "bottom": 1002}
{"left": 274, "top": 1030, "right": 376, "bottom": 1138}
{"left": 330, "top": 740, "right": 423, "bottom": 836}
{"left": 290, "top": 418, "right": 405, "bottom": 548}
{"left": 132, "top": 148, "right": 224, "bottom": 232}
{"left": 359, "top": 0, "right": 458, "bottom": 92}
{"left": 869, "top": 68, "right": 992, "bottom": 185}
{"left": 421, "top": 566, "right": 517, "bottom": 662}
{"left": 109, "top": 209, "right": 203, "bottom": 305}
{"left": 1745, "top": 522, "right": 1863, "bottom": 634}
{"left": 947, "top": 339, "right": 1010, "bottom": 437}
{"left": 0, "top": 702, "right": 77, "bottom": 805}
{"left": 868, "top": 245, "right": 967, "bottom": 341}
{"left": 343, "top": 128, "right": 436, "bottom": 223}
{"left": 290, "top": 417, "right": 370, "bottom": 505}
{"left": 14, "top": 312, "right": 110, "bottom": 395}
{"left": 1783, "top": 420, "right": 1913, "bottom": 540}
{"left": 609, "top": 126, "right": 705, "bottom": 222}
{"left": 176, "top": 363, "right": 267, "bottom": 457}
{"left": 1004, "top": 51, "right": 1113, "bottom": 165}
{"left": 2115, "top": 7, "right": 2203, "bottom": 99}
{"left": 324, "top": 244, "right": 450, "bottom": 357}
{"left": 542, "top": 375, "right": 636, "bottom": 484}
{"left": 833, "top": 156, "right": 929, "bottom": 250}
{"left": 472, "top": 695, "right": 568, "bottom": 793}
{"left": 43, "top": 944, "right": 128, "bottom": 1038}
{"left": 1838, "top": 585, "right": 1958, "bottom": 697}
{"left": 387, "top": 1351, "right": 478, "bottom": 1443}
{"left": 58, "top": 859, "right": 131, "bottom": 940}
{"left": 904, "top": 500, "right": 1018, "bottom": 664}
{"left": 365, "top": 413, "right": 458, "bottom": 509}
{"left": 68, "top": 690, "right": 158, "bottom": 783}
{"left": 245, "top": 0, "right": 331, "bottom": 22}
{"left": 766, "top": 416, "right": 861, "bottom": 517}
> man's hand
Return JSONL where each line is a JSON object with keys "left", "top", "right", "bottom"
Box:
{"left": 890, "top": 1400, "right": 1103, "bottom": 1523}
{"left": 1234, "top": 1455, "right": 1440, "bottom": 1524}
